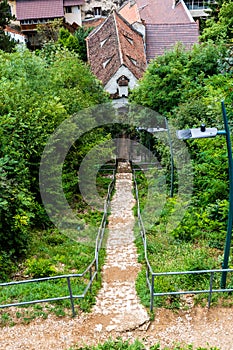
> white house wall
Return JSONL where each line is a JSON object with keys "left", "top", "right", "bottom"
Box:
{"left": 65, "top": 6, "right": 82, "bottom": 25}
{"left": 104, "top": 65, "right": 138, "bottom": 96}
{"left": 6, "top": 30, "right": 27, "bottom": 44}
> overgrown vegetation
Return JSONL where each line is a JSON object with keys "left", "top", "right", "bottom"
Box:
{"left": 37, "top": 20, "right": 93, "bottom": 61}
{"left": 131, "top": 1, "right": 233, "bottom": 309}
{"left": 0, "top": 47, "right": 110, "bottom": 280}
{"left": 134, "top": 170, "right": 233, "bottom": 309}
{"left": 0, "top": 164, "right": 114, "bottom": 325}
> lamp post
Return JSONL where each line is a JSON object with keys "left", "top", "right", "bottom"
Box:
{"left": 177, "top": 101, "right": 233, "bottom": 288}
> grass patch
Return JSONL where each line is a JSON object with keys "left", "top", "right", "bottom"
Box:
{"left": 0, "top": 228, "right": 105, "bottom": 326}
{"left": 0, "top": 167, "right": 115, "bottom": 325}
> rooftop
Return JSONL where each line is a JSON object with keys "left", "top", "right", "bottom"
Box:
{"left": 16, "top": 0, "right": 84, "bottom": 21}
{"left": 146, "top": 23, "right": 199, "bottom": 60}
{"left": 136, "top": 0, "right": 194, "bottom": 24}
{"left": 87, "top": 10, "right": 147, "bottom": 85}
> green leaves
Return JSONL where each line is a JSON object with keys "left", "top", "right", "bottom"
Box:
{"left": 130, "top": 42, "right": 225, "bottom": 114}
{"left": 0, "top": 48, "right": 109, "bottom": 268}
{"left": 201, "top": 1, "right": 233, "bottom": 43}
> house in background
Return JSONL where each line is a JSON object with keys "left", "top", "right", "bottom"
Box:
{"left": 184, "top": 0, "right": 214, "bottom": 19}
{"left": 6, "top": 0, "right": 209, "bottom": 52}
{"left": 119, "top": 0, "right": 199, "bottom": 61}
{"left": 7, "top": 0, "right": 124, "bottom": 40}
{"left": 82, "top": 0, "right": 123, "bottom": 21}
{"left": 86, "top": 10, "right": 146, "bottom": 98}
{"left": 8, "top": 0, "right": 84, "bottom": 48}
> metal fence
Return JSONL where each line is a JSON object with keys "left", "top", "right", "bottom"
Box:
{"left": 0, "top": 170, "right": 116, "bottom": 317}
{"left": 133, "top": 170, "right": 233, "bottom": 312}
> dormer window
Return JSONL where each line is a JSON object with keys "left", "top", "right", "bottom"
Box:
{"left": 127, "top": 55, "right": 137, "bottom": 66}
{"left": 100, "top": 35, "right": 111, "bottom": 47}
{"left": 103, "top": 57, "right": 112, "bottom": 68}
{"left": 117, "top": 75, "right": 129, "bottom": 86}
{"left": 124, "top": 35, "right": 133, "bottom": 45}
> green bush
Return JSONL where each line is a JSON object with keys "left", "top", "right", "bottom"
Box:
{"left": 25, "top": 257, "right": 57, "bottom": 278}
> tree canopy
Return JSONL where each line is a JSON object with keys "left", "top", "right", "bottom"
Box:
{"left": 201, "top": 1, "right": 233, "bottom": 43}
{"left": 0, "top": 0, "right": 16, "bottom": 52}
{"left": 130, "top": 22, "right": 233, "bottom": 247}
{"left": 0, "top": 48, "right": 109, "bottom": 269}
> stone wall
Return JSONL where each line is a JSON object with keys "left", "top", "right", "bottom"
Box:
{"left": 82, "top": 0, "right": 123, "bottom": 20}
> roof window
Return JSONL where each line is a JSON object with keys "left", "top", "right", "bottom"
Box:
{"left": 100, "top": 35, "right": 111, "bottom": 47}
{"left": 124, "top": 35, "right": 133, "bottom": 45}
{"left": 127, "top": 55, "right": 137, "bottom": 66}
{"left": 103, "top": 57, "right": 112, "bottom": 68}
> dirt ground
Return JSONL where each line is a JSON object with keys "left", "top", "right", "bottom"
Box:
{"left": 0, "top": 305, "right": 233, "bottom": 350}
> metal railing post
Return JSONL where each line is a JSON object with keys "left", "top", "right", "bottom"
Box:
{"left": 208, "top": 272, "right": 214, "bottom": 309}
{"left": 221, "top": 101, "right": 233, "bottom": 288}
{"left": 67, "top": 277, "right": 75, "bottom": 317}
{"left": 89, "top": 268, "right": 93, "bottom": 293}
{"left": 150, "top": 274, "right": 155, "bottom": 312}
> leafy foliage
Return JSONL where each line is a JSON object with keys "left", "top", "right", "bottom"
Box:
{"left": 58, "top": 26, "right": 93, "bottom": 61}
{"left": 130, "top": 42, "right": 225, "bottom": 114}
{"left": 0, "top": 48, "right": 109, "bottom": 276}
{"left": 73, "top": 27, "right": 93, "bottom": 61}
{"left": 36, "top": 18, "right": 63, "bottom": 45}
{"left": 131, "top": 22, "right": 233, "bottom": 308}
{"left": 200, "top": 1, "right": 233, "bottom": 43}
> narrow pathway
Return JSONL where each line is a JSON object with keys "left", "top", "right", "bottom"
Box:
{"left": 0, "top": 163, "right": 233, "bottom": 349}
{"left": 92, "top": 162, "right": 149, "bottom": 332}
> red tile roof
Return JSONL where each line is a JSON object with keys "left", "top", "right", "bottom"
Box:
{"left": 119, "top": 0, "right": 199, "bottom": 60}
{"left": 146, "top": 23, "right": 199, "bottom": 60}
{"left": 83, "top": 17, "right": 106, "bottom": 29}
{"left": 136, "top": 0, "right": 193, "bottom": 24}
{"left": 119, "top": 1, "right": 141, "bottom": 25}
{"left": 5, "top": 25, "right": 27, "bottom": 36}
{"left": 16, "top": 0, "right": 64, "bottom": 20}
{"left": 86, "top": 11, "right": 147, "bottom": 85}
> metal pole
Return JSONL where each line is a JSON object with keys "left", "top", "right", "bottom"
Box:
{"left": 150, "top": 275, "right": 155, "bottom": 312}
{"left": 165, "top": 118, "right": 174, "bottom": 198}
{"left": 208, "top": 272, "right": 214, "bottom": 309}
{"left": 221, "top": 101, "right": 233, "bottom": 288}
{"left": 90, "top": 267, "right": 93, "bottom": 293}
{"left": 67, "top": 277, "right": 76, "bottom": 317}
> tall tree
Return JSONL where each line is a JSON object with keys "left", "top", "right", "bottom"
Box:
{"left": 0, "top": 0, "right": 16, "bottom": 51}
{"left": 0, "top": 48, "right": 109, "bottom": 265}
{"left": 201, "top": 0, "right": 233, "bottom": 43}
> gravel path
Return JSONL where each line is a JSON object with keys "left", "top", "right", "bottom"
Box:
{"left": 92, "top": 168, "right": 150, "bottom": 332}
{"left": 0, "top": 162, "right": 232, "bottom": 349}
